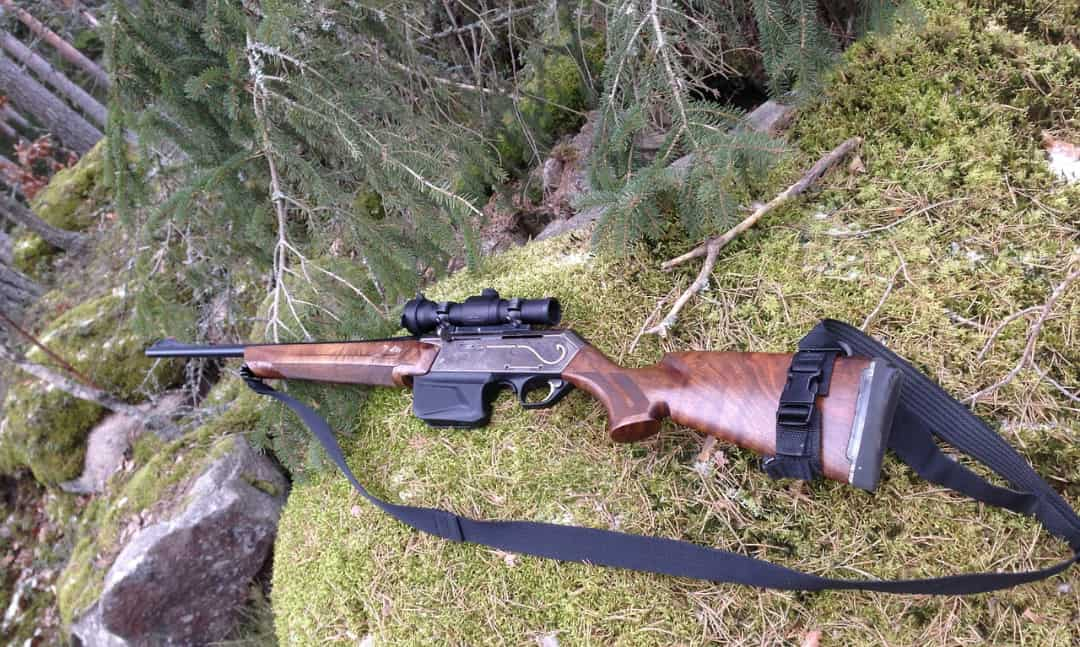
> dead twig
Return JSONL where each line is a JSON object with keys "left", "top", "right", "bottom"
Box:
{"left": 625, "top": 287, "right": 677, "bottom": 356}
{"left": 964, "top": 267, "right": 1079, "bottom": 404}
{"left": 0, "top": 309, "right": 101, "bottom": 390}
{"left": 860, "top": 248, "right": 907, "bottom": 332}
{"left": 646, "top": 137, "right": 862, "bottom": 337}
{"left": 974, "top": 305, "right": 1042, "bottom": 362}
{"left": 823, "top": 197, "right": 968, "bottom": 238}
{"left": 945, "top": 310, "right": 990, "bottom": 331}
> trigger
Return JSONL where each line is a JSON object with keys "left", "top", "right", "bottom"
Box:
{"left": 519, "top": 377, "right": 573, "bottom": 409}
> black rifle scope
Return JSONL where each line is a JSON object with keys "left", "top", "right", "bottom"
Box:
{"left": 401, "top": 288, "right": 560, "bottom": 335}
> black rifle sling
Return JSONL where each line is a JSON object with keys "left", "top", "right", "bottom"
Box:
{"left": 241, "top": 320, "right": 1080, "bottom": 593}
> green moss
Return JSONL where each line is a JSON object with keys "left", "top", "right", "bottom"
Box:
{"left": 12, "top": 232, "right": 55, "bottom": 277}
{"left": 0, "top": 383, "right": 103, "bottom": 484}
{"left": 271, "top": 3, "right": 1078, "bottom": 645}
{"left": 0, "top": 292, "right": 186, "bottom": 483}
{"left": 243, "top": 477, "right": 282, "bottom": 498}
{"left": 494, "top": 52, "right": 593, "bottom": 174}
{"left": 28, "top": 293, "right": 184, "bottom": 400}
{"left": 29, "top": 140, "right": 107, "bottom": 231}
{"left": 353, "top": 188, "right": 385, "bottom": 220}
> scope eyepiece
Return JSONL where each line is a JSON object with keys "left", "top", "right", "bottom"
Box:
{"left": 401, "top": 288, "right": 560, "bottom": 336}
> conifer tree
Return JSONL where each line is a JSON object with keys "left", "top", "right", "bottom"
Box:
{"left": 583, "top": 0, "right": 913, "bottom": 252}
{"left": 106, "top": 0, "right": 911, "bottom": 341}
{"left": 106, "top": 0, "right": 543, "bottom": 338}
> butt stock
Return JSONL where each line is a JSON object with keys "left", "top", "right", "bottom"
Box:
{"left": 562, "top": 346, "right": 900, "bottom": 489}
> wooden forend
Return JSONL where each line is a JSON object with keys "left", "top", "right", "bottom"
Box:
{"left": 245, "top": 339, "right": 440, "bottom": 387}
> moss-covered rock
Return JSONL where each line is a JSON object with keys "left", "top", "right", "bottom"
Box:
{"left": 0, "top": 383, "right": 104, "bottom": 484}
{"left": 493, "top": 51, "right": 596, "bottom": 175}
{"left": 31, "top": 293, "right": 184, "bottom": 399}
{"left": 12, "top": 140, "right": 110, "bottom": 277}
{"left": 11, "top": 232, "right": 55, "bottom": 276}
{"left": 29, "top": 140, "right": 107, "bottom": 232}
{"left": 55, "top": 379, "right": 267, "bottom": 631}
{"left": 270, "top": 4, "right": 1078, "bottom": 644}
{"left": 0, "top": 292, "right": 185, "bottom": 484}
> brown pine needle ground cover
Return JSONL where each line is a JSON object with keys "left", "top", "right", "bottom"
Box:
{"left": 270, "top": 5, "right": 1078, "bottom": 645}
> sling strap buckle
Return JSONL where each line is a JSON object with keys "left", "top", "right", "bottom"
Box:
{"left": 764, "top": 348, "right": 839, "bottom": 480}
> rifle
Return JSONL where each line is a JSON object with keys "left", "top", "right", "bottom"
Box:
{"left": 147, "top": 290, "right": 1080, "bottom": 593}
{"left": 147, "top": 288, "right": 902, "bottom": 491}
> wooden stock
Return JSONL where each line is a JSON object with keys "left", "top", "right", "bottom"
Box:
{"left": 244, "top": 339, "right": 440, "bottom": 387}
{"left": 243, "top": 335, "right": 866, "bottom": 484}
{"left": 562, "top": 347, "right": 866, "bottom": 484}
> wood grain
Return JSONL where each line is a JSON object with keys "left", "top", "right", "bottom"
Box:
{"left": 563, "top": 346, "right": 867, "bottom": 484}
{"left": 245, "top": 339, "right": 440, "bottom": 387}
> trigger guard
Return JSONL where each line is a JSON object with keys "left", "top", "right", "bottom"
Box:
{"left": 512, "top": 376, "right": 573, "bottom": 409}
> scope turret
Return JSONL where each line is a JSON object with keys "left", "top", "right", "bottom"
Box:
{"left": 401, "top": 288, "right": 560, "bottom": 336}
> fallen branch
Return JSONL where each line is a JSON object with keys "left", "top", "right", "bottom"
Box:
{"left": 646, "top": 137, "right": 862, "bottom": 336}
{"left": 0, "top": 0, "right": 109, "bottom": 88}
{"left": 860, "top": 246, "right": 907, "bottom": 332}
{"left": 0, "top": 347, "right": 179, "bottom": 437}
{"left": 964, "top": 267, "right": 1079, "bottom": 404}
{"left": 0, "top": 309, "right": 99, "bottom": 389}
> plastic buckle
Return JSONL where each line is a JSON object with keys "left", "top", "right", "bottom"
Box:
{"left": 781, "top": 371, "right": 819, "bottom": 402}
{"left": 777, "top": 402, "right": 814, "bottom": 426}
{"left": 799, "top": 344, "right": 849, "bottom": 357}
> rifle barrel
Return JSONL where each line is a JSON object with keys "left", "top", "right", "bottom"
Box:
{"left": 146, "top": 339, "right": 246, "bottom": 358}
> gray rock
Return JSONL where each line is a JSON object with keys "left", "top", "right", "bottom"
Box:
{"left": 744, "top": 99, "right": 796, "bottom": 135}
{"left": 60, "top": 391, "right": 189, "bottom": 495}
{"left": 71, "top": 436, "right": 288, "bottom": 646}
{"left": 534, "top": 205, "right": 605, "bottom": 242}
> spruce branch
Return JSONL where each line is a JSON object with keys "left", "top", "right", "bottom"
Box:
{"left": 415, "top": 3, "right": 541, "bottom": 44}
{"left": 648, "top": 0, "right": 695, "bottom": 149}
{"left": 647, "top": 136, "right": 862, "bottom": 337}
{"left": 247, "top": 34, "right": 301, "bottom": 343}
{"left": 248, "top": 36, "right": 389, "bottom": 341}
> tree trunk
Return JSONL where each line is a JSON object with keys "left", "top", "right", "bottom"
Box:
{"left": 0, "top": 31, "right": 106, "bottom": 128}
{"left": 0, "top": 258, "right": 41, "bottom": 309}
{"left": 0, "top": 117, "right": 14, "bottom": 138}
{"left": 0, "top": 192, "right": 85, "bottom": 251}
{"left": 0, "top": 51, "right": 101, "bottom": 154}
{"left": 1, "top": 103, "right": 30, "bottom": 130}
{"left": 0, "top": 228, "right": 12, "bottom": 263}
{"left": 59, "top": 0, "right": 99, "bottom": 29}
{"left": 0, "top": 0, "right": 109, "bottom": 88}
